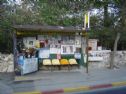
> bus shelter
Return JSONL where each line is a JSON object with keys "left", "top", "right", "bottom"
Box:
{"left": 13, "top": 25, "right": 87, "bottom": 75}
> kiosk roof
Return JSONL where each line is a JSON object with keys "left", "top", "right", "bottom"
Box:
{"left": 13, "top": 25, "right": 84, "bottom": 32}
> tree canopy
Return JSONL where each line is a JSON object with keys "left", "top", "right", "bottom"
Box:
{"left": 0, "top": 0, "right": 126, "bottom": 53}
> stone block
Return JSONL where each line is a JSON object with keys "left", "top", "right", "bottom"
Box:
{"left": 7, "top": 65, "right": 14, "bottom": 72}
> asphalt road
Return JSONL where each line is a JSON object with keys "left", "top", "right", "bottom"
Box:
{"left": 72, "top": 86, "right": 126, "bottom": 94}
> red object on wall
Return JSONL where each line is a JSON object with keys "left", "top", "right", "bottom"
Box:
{"left": 57, "top": 54, "right": 61, "bottom": 59}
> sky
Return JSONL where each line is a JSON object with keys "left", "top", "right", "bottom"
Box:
{"left": 7, "top": 0, "right": 22, "bottom": 5}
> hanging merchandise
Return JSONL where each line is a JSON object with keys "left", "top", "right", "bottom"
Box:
{"left": 57, "top": 54, "right": 61, "bottom": 59}
{"left": 35, "top": 40, "right": 40, "bottom": 48}
{"left": 40, "top": 40, "right": 46, "bottom": 48}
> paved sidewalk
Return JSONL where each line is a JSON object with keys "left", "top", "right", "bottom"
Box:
{"left": 0, "top": 73, "right": 14, "bottom": 94}
{"left": 12, "top": 66, "right": 126, "bottom": 93}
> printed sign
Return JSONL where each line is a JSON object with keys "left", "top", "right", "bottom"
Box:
{"left": 61, "top": 45, "right": 75, "bottom": 54}
{"left": 74, "top": 53, "right": 81, "bottom": 59}
{"left": 39, "top": 48, "right": 50, "bottom": 58}
{"left": 22, "top": 58, "right": 38, "bottom": 75}
{"left": 84, "top": 12, "right": 90, "bottom": 29}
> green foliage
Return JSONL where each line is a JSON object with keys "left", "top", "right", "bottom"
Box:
{"left": 1, "top": 0, "right": 126, "bottom": 53}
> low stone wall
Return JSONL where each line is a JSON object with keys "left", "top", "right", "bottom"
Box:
{"left": 0, "top": 53, "right": 14, "bottom": 72}
{"left": 0, "top": 51, "right": 126, "bottom": 72}
{"left": 114, "top": 51, "right": 126, "bottom": 66}
{"left": 89, "top": 51, "right": 126, "bottom": 69}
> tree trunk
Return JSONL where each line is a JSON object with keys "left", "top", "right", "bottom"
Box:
{"left": 110, "top": 32, "right": 121, "bottom": 69}
{"left": 104, "top": 3, "right": 108, "bottom": 27}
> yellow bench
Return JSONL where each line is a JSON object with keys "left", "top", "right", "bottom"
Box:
{"left": 52, "top": 59, "right": 60, "bottom": 70}
{"left": 60, "top": 59, "right": 70, "bottom": 70}
{"left": 42, "top": 59, "right": 79, "bottom": 71}
{"left": 69, "top": 59, "right": 79, "bottom": 69}
{"left": 42, "top": 59, "right": 52, "bottom": 71}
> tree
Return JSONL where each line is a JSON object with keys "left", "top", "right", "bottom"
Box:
{"left": 0, "top": 0, "right": 87, "bottom": 52}
{"left": 0, "top": 0, "right": 13, "bottom": 53}
{"left": 88, "top": 0, "right": 126, "bottom": 68}
{"left": 110, "top": 0, "right": 126, "bottom": 68}
{"left": 1, "top": 0, "right": 126, "bottom": 54}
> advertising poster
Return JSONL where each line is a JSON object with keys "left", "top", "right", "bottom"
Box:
{"left": 39, "top": 48, "right": 50, "bottom": 58}
{"left": 22, "top": 58, "right": 38, "bottom": 75}
{"left": 61, "top": 45, "right": 75, "bottom": 54}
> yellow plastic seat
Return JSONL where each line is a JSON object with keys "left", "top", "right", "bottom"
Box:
{"left": 60, "top": 59, "right": 69, "bottom": 65}
{"left": 52, "top": 59, "right": 60, "bottom": 65}
{"left": 43, "top": 59, "right": 52, "bottom": 65}
{"left": 35, "top": 40, "right": 40, "bottom": 48}
{"left": 69, "top": 59, "right": 78, "bottom": 65}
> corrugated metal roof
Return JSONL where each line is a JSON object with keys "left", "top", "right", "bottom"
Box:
{"left": 13, "top": 25, "right": 84, "bottom": 32}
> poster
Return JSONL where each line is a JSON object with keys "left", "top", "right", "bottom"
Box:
{"left": 88, "top": 39, "right": 98, "bottom": 51}
{"left": 23, "top": 37, "right": 36, "bottom": 48}
{"left": 75, "top": 36, "right": 81, "bottom": 47}
{"left": 39, "top": 48, "right": 50, "bottom": 58}
{"left": 50, "top": 44, "right": 61, "bottom": 54}
{"left": 61, "top": 45, "right": 75, "bottom": 54}
{"left": 74, "top": 53, "right": 81, "bottom": 59}
{"left": 22, "top": 58, "right": 38, "bottom": 75}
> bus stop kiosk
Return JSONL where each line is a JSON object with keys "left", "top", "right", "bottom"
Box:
{"left": 13, "top": 25, "right": 87, "bottom": 75}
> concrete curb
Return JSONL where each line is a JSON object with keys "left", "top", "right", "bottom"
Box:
{"left": 14, "top": 76, "right": 45, "bottom": 82}
{"left": 14, "top": 81, "right": 126, "bottom": 94}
